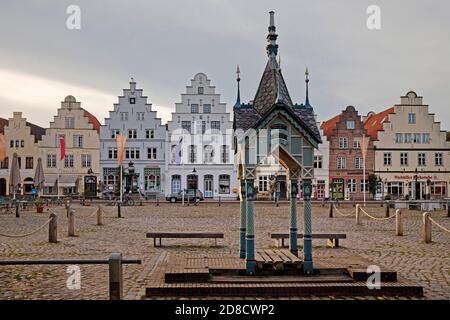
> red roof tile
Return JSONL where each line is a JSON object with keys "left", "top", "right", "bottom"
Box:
{"left": 364, "top": 107, "right": 395, "bottom": 140}
{"left": 83, "top": 109, "right": 101, "bottom": 133}
{"left": 320, "top": 114, "right": 341, "bottom": 137}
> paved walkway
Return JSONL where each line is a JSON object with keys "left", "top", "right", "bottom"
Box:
{"left": 0, "top": 203, "right": 449, "bottom": 299}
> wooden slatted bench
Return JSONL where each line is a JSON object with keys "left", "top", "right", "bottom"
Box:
{"left": 146, "top": 232, "right": 224, "bottom": 247}
{"left": 270, "top": 233, "right": 346, "bottom": 248}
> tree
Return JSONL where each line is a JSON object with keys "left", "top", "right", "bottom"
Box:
{"left": 368, "top": 174, "right": 379, "bottom": 199}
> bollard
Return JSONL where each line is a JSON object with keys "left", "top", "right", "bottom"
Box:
{"left": 328, "top": 202, "right": 333, "bottom": 218}
{"left": 15, "top": 201, "right": 20, "bottom": 218}
{"left": 97, "top": 206, "right": 103, "bottom": 226}
{"left": 447, "top": 201, "right": 450, "bottom": 217}
{"left": 355, "top": 204, "right": 361, "bottom": 225}
{"left": 156, "top": 198, "right": 159, "bottom": 206}
{"left": 66, "top": 201, "right": 71, "bottom": 218}
{"left": 423, "top": 212, "right": 432, "bottom": 243}
{"left": 384, "top": 201, "right": 390, "bottom": 217}
{"left": 219, "top": 196, "right": 221, "bottom": 207}
{"left": 68, "top": 209, "right": 75, "bottom": 236}
{"left": 117, "top": 202, "right": 122, "bottom": 218}
{"left": 395, "top": 209, "right": 403, "bottom": 236}
{"left": 139, "top": 200, "right": 143, "bottom": 206}
{"left": 109, "top": 252, "right": 123, "bottom": 300}
{"left": 49, "top": 212, "right": 58, "bottom": 243}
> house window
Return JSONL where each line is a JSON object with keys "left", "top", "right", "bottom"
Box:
{"left": 203, "top": 104, "right": 211, "bottom": 113}
{"left": 347, "top": 179, "right": 357, "bottom": 193}
{"left": 422, "top": 133, "right": 430, "bottom": 144}
{"left": 219, "top": 175, "right": 230, "bottom": 194}
{"left": 10, "top": 140, "right": 13, "bottom": 148}
{"left": 64, "top": 155, "right": 74, "bottom": 168}
{"left": 204, "top": 145, "right": 214, "bottom": 163}
{"left": 128, "top": 129, "right": 137, "bottom": 139}
{"left": 15, "top": 140, "right": 19, "bottom": 148}
{"left": 65, "top": 117, "right": 75, "bottom": 129}
{"left": 20, "top": 140, "right": 24, "bottom": 148}
{"left": 314, "top": 155, "right": 323, "bottom": 169}
{"left": 395, "top": 133, "right": 403, "bottom": 143}
{"left": 435, "top": 153, "right": 443, "bottom": 166}
{"left": 221, "top": 145, "right": 229, "bottom": 163}
{"left": 137, "top": 112, "right": 145, "bottom": 121}
{"left": 418, "top": 153, "right": 426, "bottom": 166}
{"left": 47, "top": 154, "right": 56, "bottom": 168}
{"left": 387, "top": 182, "right": 404, "bottom": 198}
{"left": 120, "top": 112, "right": 128, "bottom": 121}
{"left": 198, "top": 87, "right": 204, "bottom": 94}
{"left": 0, "top": 157, "right": 8, "bottom": 169}
{"left": 337, "top": 156, "right": 346, "bottom": 169}
{"left": 125, "top": 148, "right": 140, "bottom": 159}
{"left": 355, "top": 157, "right": 363, "bottom": 169}
{"left": 111, "top": 129, "right": 120, "bottom": 139}
{"left": 182, "top": 121, "right": 192, "bottom": 134}
{"left": 400, "top": 153, "right": 408, "bottom": 166}
{"left": 145, "top": 129, "right": 154, "bottom": 139}
{"left": 408, "top": 113, "right": 416, "bottom": 124}
{"left": 81, "top": 154, "right": 91, "bottom": 168}
{"left": 191, "top": 104, "right": 199, "bottom": 113}
{"left": 147, "top": 147, "right": 157, "bottom": 160}
{"left": 431, "top": 181, "right": 447, "bottom": 197}
{"left": 211, "top": 121, "right": 221, "bottom": 132}
{"left": 404, "top": 133, "right": 412, "bottom": 143}
{"left": 25, "top": 157, "right": 33, "bottom": 169}
{"left": 384, "top": 153, "right": 392, "bottom": 166}
{"left": 338, "top": 137, "right": 348, "bottom": 149}
{"left": 360, "top": 179, "right": 368, "bottom": 193}
{"left": 413, "top": 133, "right": 421, "bottom": 143}
{"left": 353, "top": 138, "right": 361, "bottom": 149}
{"left": 73, "top": 135, "right": 83, "bottom": 148}
{"left": 129, "top": 97, "right": 135, "bottom": 104}
{"left": 108, "top": 148, "right": 118, "bottom": 159}
{"left": 346, "top": 120, "right": 355, "bottom": 129}
{"left": 189, "top": 145, "right": 197, "bottom": 163}
{"left": 259, "top": 176, "right": 268, "bottom": 192}
{"left": 144, "top": 168, "right": 161, "bottom": 191}
{"left": 171, "top": 175, "right": 181, "bottom": 193}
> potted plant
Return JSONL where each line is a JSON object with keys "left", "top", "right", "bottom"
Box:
{"left": 34, "top": 197, "right": 45, "bottom": 213}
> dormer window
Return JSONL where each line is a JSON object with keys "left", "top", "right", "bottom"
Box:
{"left": 129, "top": 97, "right": 136, "bottom": 104}
{"left": 346, "top": 120, "right": 355, "bottom": 130}
{"left": 198, "top": 87, "right": 204, "bottom": 95}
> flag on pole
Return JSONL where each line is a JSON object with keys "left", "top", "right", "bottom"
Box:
{"left": 58, "top": 135, "right": 66, "bottom": 161}
{"left": 361, "top": 135, "right": 370, "bottom": 160}
{"left": 0, "top": 134, "right": 5, "bottom": 161}
{"left": 116, "top": 135, "right": 127, "bottom": 166}
{"left": 175, "top": 137, "right": 183, "bottom": 165}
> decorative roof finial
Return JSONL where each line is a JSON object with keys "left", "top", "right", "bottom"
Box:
{"left": 305, "top": 67, "right": 311, "bottom": 108}
{"left": 266, "top": 11, "right": 278, "bottom": 57}
{"left": 234, "top": 64, "right": 241, "bottom": 108}
{"left": 131, "top": 77, "right": 135, "bottom": 82}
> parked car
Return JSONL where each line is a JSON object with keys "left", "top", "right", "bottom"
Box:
{"left": 166, "top": 189, "right": 204, "bottom": 203}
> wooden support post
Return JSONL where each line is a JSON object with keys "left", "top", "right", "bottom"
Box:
{"left": 423, "top": 212, "right": 432, "bottom": 243}
{"left": 109, "top": 253, "right": 123, "bottom": 300}
{"left": 49, "top": 212, "right": 58, "bottom": 243}
{"left": 384, "top": 201, "right": 390, "bottom": 217}
{"left": 328, "top": 202, "right": 333, "bottom": 218}
{"left": 395, "top": 209, "right": 403, "bottom": 236}
{"left": 97, "top": 206, "right": 103, "bottom": 226}
{"left": 68, "top": 209, "right": 75, "bottom": 236}
{"left": 355, "top": 204, "right": 361, "bottom": 225}
{"left": 117, "top": 202, "right": 122, "bottom": 218}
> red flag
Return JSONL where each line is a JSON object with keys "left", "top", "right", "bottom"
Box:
{"left": 59, "top": 135, "right": 66, "bottom": 161}
{"left": 0, "top": 134, "right": 5, "bottom": 161}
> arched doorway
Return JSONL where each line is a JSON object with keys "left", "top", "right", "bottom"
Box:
{"left": 0, "top": 178, "right": 6, "bottom": 196}
{"left": 23, "top": 177, "right": 34, "bottom": 194}
{"left": 187, "top": 174, "right": 198, "bottom": 190}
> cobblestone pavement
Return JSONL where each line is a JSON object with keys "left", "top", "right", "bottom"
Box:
{"left": 0, "top": 202, "right": 449, "bottom": 300}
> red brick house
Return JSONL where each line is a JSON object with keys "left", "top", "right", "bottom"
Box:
{"left": 321, "top": 106, "right": 374, "bottom": 200}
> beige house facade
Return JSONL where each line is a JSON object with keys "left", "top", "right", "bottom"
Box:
{"left": 38, "top": 96, "right": 101, "bottom": 197}
{"left": 0, "top": 112, "right": 45, "bottom": 196}
{"left": 367, "top": 91, "right": 450, "bottom": 200}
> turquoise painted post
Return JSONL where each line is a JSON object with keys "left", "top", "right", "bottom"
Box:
{"left": 302, "top": 179, "right": 314, "bottom": 274}
{"left": 239, "top": 179, "right": 247, "bottom": 259}
{"left": 289, "top": 180, "right": 298, "bottom": 256}
{"left": 245, "top": 179, "right": 256, "bottom": 274}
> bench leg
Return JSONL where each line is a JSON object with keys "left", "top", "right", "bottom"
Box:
{"left": 159, "top": 238, "right": 162, "bottom": 247}
{"left": 335, "top": 239, "right": 339, "bottom": 248}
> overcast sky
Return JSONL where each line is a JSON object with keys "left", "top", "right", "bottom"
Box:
{"left": 1, "top": 0, "right": 449, "bottom": 129}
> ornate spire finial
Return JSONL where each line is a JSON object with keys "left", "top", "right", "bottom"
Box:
{"left": 266, "top": 11, "right": 279, "bottom": 57}
{"left": 305, "top": 67, "right": 311, "bottom": 108}
{"left": 131, "top": 77, "right": 135, "bottom": 82}
{"left": 234, "top": 64, "right": 241, "bottom": 108}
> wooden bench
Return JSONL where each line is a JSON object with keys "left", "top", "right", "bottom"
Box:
{"left": 146, "top": 232, "right": 224, "bottom": 247}
{"left": 270, "top": 233, "right": 346, "bottom": 248}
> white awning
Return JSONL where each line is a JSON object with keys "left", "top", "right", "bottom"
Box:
{"left": 59, "top": 175, "right": 78, "bottom": 187}
{"left": 44, "top": 176, "right": 58, "bottom": 187}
